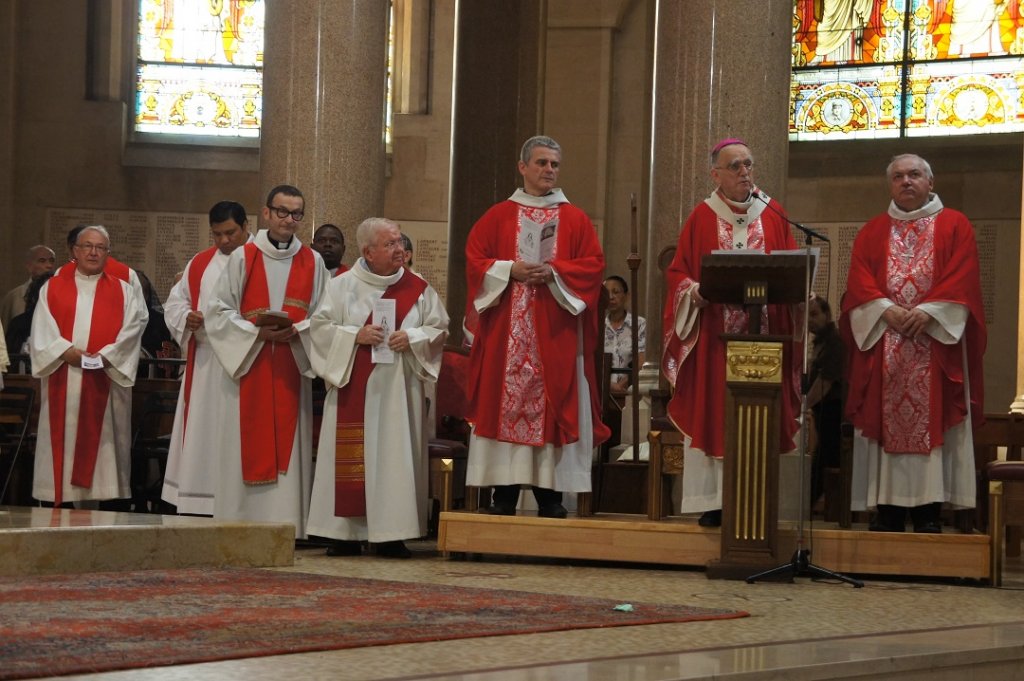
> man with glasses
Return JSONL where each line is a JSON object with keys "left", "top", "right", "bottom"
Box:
{"left": 29, "top": 225, "right": 146, "bottom": 507}
{"left": 844, "top": 154, "right": 985, "bottom": 534}
{"left": 204, "top": 185, "right": 328, "bottom": 538}
{"left": 661, "top": 138, "right": 800, "bottom": 527}
{"left": 161, "top": 200, "right": 252, "bottom": 515}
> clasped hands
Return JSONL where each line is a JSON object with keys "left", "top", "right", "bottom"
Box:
{"left": 185, "top": 310, "right": 204, "bottom": 332}
{"left": 253, "top": 312, "right": 297, "bottom": 342}
{"left": 356, "top": 325, "right": 410, "bottom": 352}
{"left": 882, "top": 304, "right": 932, "bottom": 340}
{"left": 511, "top": 261, "right": 554, "bottom": 286}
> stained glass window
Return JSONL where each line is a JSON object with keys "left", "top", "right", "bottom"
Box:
{"left": 790, "top": 1, "right": 1024, "bottom": 140}
{"left": 135, "top": 0, "right": 265, "bottom": 139}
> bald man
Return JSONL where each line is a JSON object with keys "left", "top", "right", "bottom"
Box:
{"left": 1, "top": 245, "right": 56, "bottom": 327}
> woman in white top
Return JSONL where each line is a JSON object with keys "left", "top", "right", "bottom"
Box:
{"left": 603, "top": 275, "right": 646, "bottom": 392}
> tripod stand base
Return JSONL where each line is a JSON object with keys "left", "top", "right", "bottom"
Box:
{"left": 746, "top": 548, "right": 864, "bottom": 587}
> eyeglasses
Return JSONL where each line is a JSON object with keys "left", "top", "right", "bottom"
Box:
{"left": 267, "top": 205, "right": 305, "bottom": 221}
{"left": 74, "top": 243, "right": 109, "bottom": 253}
{"left": 715, "top": 159, "right": 754, "bottom": 174}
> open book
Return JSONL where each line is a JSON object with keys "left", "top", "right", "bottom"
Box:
{"left": 519, "top": 216, "right": 558, "bottom": 264}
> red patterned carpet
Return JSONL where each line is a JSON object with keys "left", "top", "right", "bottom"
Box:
{"left": 0, "top": 567, "right": 747, "bottom": 679}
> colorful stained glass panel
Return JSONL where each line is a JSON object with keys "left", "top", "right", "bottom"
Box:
{"left": 135, "top": 63, "right": 262, "bottom": 137}
{"left": 791, "top": 0, "right": 1024, "bottom": 140}
{"left": 791, "top": 64, "right": 904, "bottom": 139}
{"left": 136, "top": 0, "right": 264, "bottom": 139}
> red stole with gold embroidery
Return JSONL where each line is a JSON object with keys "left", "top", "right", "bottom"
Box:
{"left": 46, "top": 268, "right": 125, "bottom": 505}
{"left": 334, "top": 270, "right": 428, "bottom": 516}
{"left": 238, "top": 242, "right": 315, "bottom": 484}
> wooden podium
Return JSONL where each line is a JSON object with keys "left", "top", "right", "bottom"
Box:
{"left": 699, "top": 253, "right": 807, "bottom": 579}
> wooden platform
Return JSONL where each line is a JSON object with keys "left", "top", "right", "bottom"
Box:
{"left": 438, "top": 510, "right": 991, "bottom": 581}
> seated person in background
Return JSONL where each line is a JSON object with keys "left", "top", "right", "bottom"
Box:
{"left": 603, "top": 275, "right": 646, "bottom": 392}
{"left": 136, "top": 270, "right": 180, "bottom": 370}
{"left": 806, "top": 295, "right": 844, "bottom": 513}
{"left": 400, "top": 233, "right": 414, "bottom": 270}
{"left": 1, "top": 245, "right": 55, "bottom": 328}
{"left": 6, "top": 271, "right": 55, "bottom": 355}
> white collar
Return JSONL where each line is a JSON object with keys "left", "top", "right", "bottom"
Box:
{"left": 254, "top": 229, "right": 302, "bottom": 260}
{"left": 509, "top": 188, "right": 569, "bottom": 209}
{"left": 889, "top": 194, "right": 943, "bottom": 221}
{"left": 354, "top": 258, "right": 405, "bottom": 287}
{"left": 704, "top": 187, "right": 769, "bottom": 248}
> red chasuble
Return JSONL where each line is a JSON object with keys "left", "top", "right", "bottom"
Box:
{"left": 238, "top": 243, "right": 316, "bottom": 484}
{"left": 843, "top": 208, "right": 986, "bottom": 454}
{"left": 180, "top": 247, "right": 218, "bottom": 440}
{"left": 333, "top": 264, "right": 349, "bottom": 277}
{"left": 465, "top": 200, "right": 609, "bottom": 448}
{"left": 661, "top": 199, "right": 801, "bottom": 459}
{"left": 45, "top": 267, "right": 125, "bottom": 505}
{"left": 332, "top": 270, "right": 429, "bottom": 517}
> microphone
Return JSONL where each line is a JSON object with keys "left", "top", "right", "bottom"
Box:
{"left": 751, "top": 190, "right": 830, "bottom": 243}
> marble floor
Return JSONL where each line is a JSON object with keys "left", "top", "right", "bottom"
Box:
{"left": 6, "top": 508, "right": 1024, "bottom": 681}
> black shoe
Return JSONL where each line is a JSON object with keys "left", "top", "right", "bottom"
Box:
{"left": 484, "top": 503, "right": 517, "bottom": 516}
{"left": 538, "top": 503, "right": 568, "bottom": 519}
{"left": 325, "top": 540, "right": 362, "bottom": 556}
{"left": 868, "top": 518, "right": 905, "bottom": 532}
{"left": 375, "top": 540, "right": 412, "bottom": 559}
{"left": 698, "top": 510, "right": 722, "bottom": 527}
{"left": 869, "top": 504, "right": 906, "bottom": 532}
{"left": 910, "top": 502, "right": 942, "bottom": 534}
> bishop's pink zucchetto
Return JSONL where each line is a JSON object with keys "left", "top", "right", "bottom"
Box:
{"left": 711, "top": 138, "right": 748, "bottom": 155}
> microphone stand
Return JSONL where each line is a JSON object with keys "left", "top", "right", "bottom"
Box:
{"left": 745, "top": 193, "right": 863, "bottom": 588}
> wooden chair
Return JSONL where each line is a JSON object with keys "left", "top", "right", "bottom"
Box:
{"left": 973, "top": 413, "right": 1024, "bottom": 533}
{"left": 986, "top": 459, "right": 1024, "bottom": 586}
{"left": 977, "top": 414, "right": 1024, "bottom": 584}
{"left": 129, "top": 390, "right": 179, "bottom": 513}
{"left": 644, "top": 245, "right": 683, "bottom": 520}
{"left": 429, "top": 345, "right": 472, "bottom": 528}
{"left": 646, "top": 411, "right": 683, "bottom": 520}
{"left": 0, "top": 384, "right": 36, "bottom": 505}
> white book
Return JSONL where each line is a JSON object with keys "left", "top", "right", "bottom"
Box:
{"left": 371, "top": 298, "right": 396, "bottom": 364}
{"left": 519, "top": 216, "right": 558, "bottom": 264}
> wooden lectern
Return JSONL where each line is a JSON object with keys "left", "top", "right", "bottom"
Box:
{"left": 698, "top": 253, "right": 807, "bottom": 579}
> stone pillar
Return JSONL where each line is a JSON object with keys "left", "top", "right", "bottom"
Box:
{"left": 260, "top": 1, "right": 389, "bottom": 250}
{"left": 445, "top": 0, "right": 545, "bottom": 344}
{"left": 1012, "top": 152, "right": 1024, "bottom": 413}
{"left": 645, "top": 0, "right": 793, "bottom": 356}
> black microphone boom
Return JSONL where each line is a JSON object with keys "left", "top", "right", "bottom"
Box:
{"left": 751, "top": 190, "right": 830, "bottom": 243}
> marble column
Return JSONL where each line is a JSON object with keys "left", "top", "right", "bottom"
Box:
{"left": 645, "top": 0, "right": 793, "bottom": 355}
{"left": 1012, "top": 151, "right": 1024, "bottom": 413}
{"left": 260, "top": 0, "right": 389, "bottom": 249}
{"left": 445, "top": 0, "right": 545, "bottom": 344}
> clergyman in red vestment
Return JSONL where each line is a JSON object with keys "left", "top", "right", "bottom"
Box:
{"left": 465, "top": 135, "right": 609, "bottom": 518}
{"left": 843, "top": 154, "right": 985, "bottom": 534}
{"left": 661, "top": 139, "right": 801, "bottom": 528}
